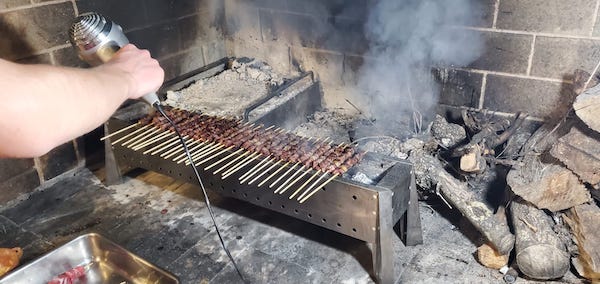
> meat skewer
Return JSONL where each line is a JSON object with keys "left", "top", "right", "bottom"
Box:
{"left": 222, "top": 152, "right": 260, "bottom": 179}
{"left": 205, "top": 148, "right": 244, "bottom": 170}
{"left": 101, "top": 123, "right": 138, "bottom": 141}
{"left": 289, "top": 170, "right": 321, "bottom": 199}
{"left": 299, "top": 174, "right": 339, "bottom": 203}
{"left": 145, "top": 136, "right": 180, "bottom": 155}
{"left": 112, "top": 125, "right": 150, "bottom": 145}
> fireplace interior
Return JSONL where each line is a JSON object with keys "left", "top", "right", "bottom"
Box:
{"left": 1, "top": 0, "right": 600, "bottom": 283}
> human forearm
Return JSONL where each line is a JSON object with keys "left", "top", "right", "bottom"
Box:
{"left": 0, "top": 45, "right": 164, "bottom": 158}
{"left": 0, "top": 60, "right": 130, "bottom": 157}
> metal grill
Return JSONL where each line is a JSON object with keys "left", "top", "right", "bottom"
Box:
{"left": 102, "top": 58, "right": 422, "bottom": 283}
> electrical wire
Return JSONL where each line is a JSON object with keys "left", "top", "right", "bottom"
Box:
{"left": 154, "top": 103, "right": 246, "bottom": 282}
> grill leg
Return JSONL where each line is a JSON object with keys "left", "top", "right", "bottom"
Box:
{"left": 404, "top": 173, "right": 423, "bottom": 246}
{"left": 104, "top": 123, "right": 123, "bottom": 185}
{"left": 373, "top": 189, "right": 394, "bottom": 284}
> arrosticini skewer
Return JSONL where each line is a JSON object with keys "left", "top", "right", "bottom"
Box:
{"left": 299, "top": 174, "right": 339, "bottom": 203}
{"left": 100, "top": 123, "right": 138, "bottom": 141}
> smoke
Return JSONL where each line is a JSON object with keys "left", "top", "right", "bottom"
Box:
{"left": 354, "top": 0, "right": 483, "bottom": 134}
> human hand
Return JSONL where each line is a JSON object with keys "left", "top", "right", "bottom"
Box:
{"left": 100, "top": 44, "right": 164, "bottom": 100}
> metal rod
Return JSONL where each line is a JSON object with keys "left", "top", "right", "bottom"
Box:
{"left": 289, "top": 170, "right": 320, "bottom": 199}
{"left": 196, "top": 146, "right": 235, "bottom": 166}
{"left": 297, "top": 172, "right": 328, "bottom": 200}
{"left": 100, "top": 123, "right": 138, "bottom": 141}
{"left": 248, "top": 160, "right": 279, "bottom": 185}
{"left": 221, "top": 152, "right": 259, "bottom": 179}
{"left": 299, "top": 174, "right": 338, "bottom": 203}
{"left": 258, "top": 162, "right": 289, "bottom": 187}
{"left": 278, "top": 168, "right": 311, "bottom": 195}
{"left": 269, "top": 163, "right": 299, "bottom": 188}
{"left": 240, "top": 156, "right": 273, "bottom": 184}
{"left": 274, "top": 165, "right": 306, "bottom": 194}
{"left": 111, "top": 125, "right": 150, "bottom": 145}
{"left": 145, "top": 136, "right": 180, "bottom": 155}
{"left": 206, "top": 148, "right": 244, "bottom": 170}
{"left": 214, "top": 151, "right": 249, "bottom": 174}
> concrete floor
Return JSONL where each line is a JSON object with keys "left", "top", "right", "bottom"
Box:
{"left": 0, "top": 168, "right": 585, "bottom": 283}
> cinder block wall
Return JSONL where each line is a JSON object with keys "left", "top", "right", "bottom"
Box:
{"left": 225, "top": 0, "right": 599, "bottom": 120}
{"left": 0, "top": 0, "right": 225, "bottom": 204}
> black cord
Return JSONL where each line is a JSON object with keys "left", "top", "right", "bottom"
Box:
{"left": 154, "top": 103, "right": 246, "bottom": 282}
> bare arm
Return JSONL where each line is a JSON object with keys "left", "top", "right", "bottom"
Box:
{"left": 0, "top": 44, "right": 164, "bottom": 158}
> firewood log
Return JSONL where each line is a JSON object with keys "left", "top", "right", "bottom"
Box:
{"left": 510, "top": 198, "right": 570, "bottom": 280}
{"left": 564, "top": 203, "right": 600, "bottom": 282}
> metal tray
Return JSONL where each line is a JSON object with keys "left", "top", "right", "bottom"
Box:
{"left": 0, "top": 233, "right": 179, "bottom": 284}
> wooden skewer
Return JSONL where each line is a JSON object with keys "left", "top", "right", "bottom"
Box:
{"left": 173, "top": 141, "right": 207, "bottom": 162}
{"left": 269, "top": 163, "right": 299, "bottom": 188}
{"left": 145, "top": 136, "right": 180, "bottom": 155}
{"left": 297, "top": 172, "right": 328, "bottom": 200}
{"left": 127, "top": 128, "right": 163, "bottom": 149}
{"left": 299, "top": 174, "right": 339, "bottom": 203}
{"left": 214, "top": 151, "right": 249, "bottom": 174}
{"left": 289, "top": 170, "right": 321, "bottom": 199}
{"left": 123, "top": 127, "right": 158, "bottom": 147}
{"left": 101, "top": 123, "right": 138, "bottom": 141}
{"left": 197, "top": 146, "right": 235, "bottom": 166}
{"left": 132, "top": 131, "right": 172, "bottom": 150}
{"left": 187, "top": 144, "right": 225, "bottom": 165}
{"left": 275, "top": 165, "right": 306, "bottom": 194}
{"left": 248, "top": 160, "right": 279, "bottom": 185}
{"left": 181, "top": 142, "right": 217, "bottom": 164}
{"left": 258, "top": 162, "right": 289, "bottom": 187}
{"left": 239, "top": 156, "right": 271, "bottom": 183}
{"left": 278, "top": 168, "right": 311, "bottom": 195}
{"left": 111, "top": 125, "right": 150, "bottom": 145}
{"left": 161, "top": 139, "right": 195, "bottom": 158}
{"left": 206, "top": 148, "right": 244, "bottom": 170}
{"left": 221, "top": 153, "right": 259, "bottom": 179}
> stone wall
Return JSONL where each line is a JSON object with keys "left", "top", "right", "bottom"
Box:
{"left": 224, "top": 0, "right": 600, "bottom": 120}
{"left": 0, "top": 0, "right": 225, "bottom": 204}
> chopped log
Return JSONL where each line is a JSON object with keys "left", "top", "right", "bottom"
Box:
{"left": 0, "top": 247, "right": 22, "bottom": 277}
{"left": 564, "top": 203, "right": 600, "bottom": 282}
{"left": 510, "top": 198, "right": 570, "bottom": 280}
{"left": 550, "top": 126, "right": 600, "bottom": 185}
{"left": 459, "top": 145, "right": 486, "bottom": 173}
{"left": 507, "top": 159, "right": 591, "bottom": 212}
{"left": 411, "top": 149, "right": 515, "bottom": 254}
{"left": 574, "top": 83, "right": 600, "bottom": 133}
{"left": 477, "top": 242, "right": 509, "bottom": 269}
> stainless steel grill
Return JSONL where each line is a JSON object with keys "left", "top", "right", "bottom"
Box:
{"left": 102, "top": 58, "right": 422, "bottom": 283}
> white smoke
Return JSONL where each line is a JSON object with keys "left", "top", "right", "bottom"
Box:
{"left": 354, "top": 0, "right": 484, "bottom": 134}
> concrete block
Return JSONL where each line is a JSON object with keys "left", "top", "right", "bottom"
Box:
{"left": 178, "top": 13, "right": 223, "bottom": 51}
{"left": 127, "top": 22, "right": 180, "bottom": 59}
{"left": 52, "top": 47, "right": 87, "bottom": 68}
{"left": 202, "top": 40, "right": 227, "bottom": 65}
{"left": 291, "top": 47, "right": 344, "bottom": 87}
{"left": 76, "top": 0, "right": 148, "bottom": 32}
{"left": 0, "top": 0, "right": 29, "bottom": 11}
{"left": 224, "top": 0, "right": 261, "bottom": 40}
{"left": 484, "top": 75, "right": 575, "bottom": 118}
{"left": 38, "top": 141, "right": 79, "bottom": 181}
{"left": 469, "top": 31, "right": 532, "bottom": 74}
{"left": 285, "top": 0, "right": 368, "bottom": 20}
{"left": 433, "top": 69, "right": 483, "bottom": 108}
{"left": 0, "top": 170, "right": 40, "bottom": 205}
{"left": 15, "top": 53, "right": 52, "bottom": 65}
{"left": 496, "top": 0, "right": 596, "bottom": 36}
{"left": 227, "top": 38, "right": 291, "bottom": 75}
{"left": 260, "top": 9, "right": 367, "bottom": 54}
{"left": 0, "top": 159, "right": 33, "bottom": 181}
{"left": 531, "top": 36, "right": 600, "bottom": 80}
{"left": 144, "top": 0, "right": 203, "bottom": 22}
{"left": 160, "top": 46, "right": 205, "bottom": 81}
{"left": 0, "top": 2, "right": 75, "bottom": 60}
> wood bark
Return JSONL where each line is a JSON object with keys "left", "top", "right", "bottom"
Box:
{"left": 551, "top": 126, "right": 600, "bottom": 186}
{"left": 565, "top": 203, "right": 600, "bottom": 282}
{"left": 574, "top": 83, "right": 600, "bottom": 133}
{"left": 411, "top": 149, "right": 515, "bottom": 254}
{"left": 510, "top": 198, "right": 570, "bottom": 280}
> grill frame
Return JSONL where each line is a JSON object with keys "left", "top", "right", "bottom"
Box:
{"left": 103, "top": 58, "right": 422, "bottom": 283}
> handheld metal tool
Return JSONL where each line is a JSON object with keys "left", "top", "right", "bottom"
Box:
{"left": 69, "top": 12, "right": 160, "bottom": 106}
